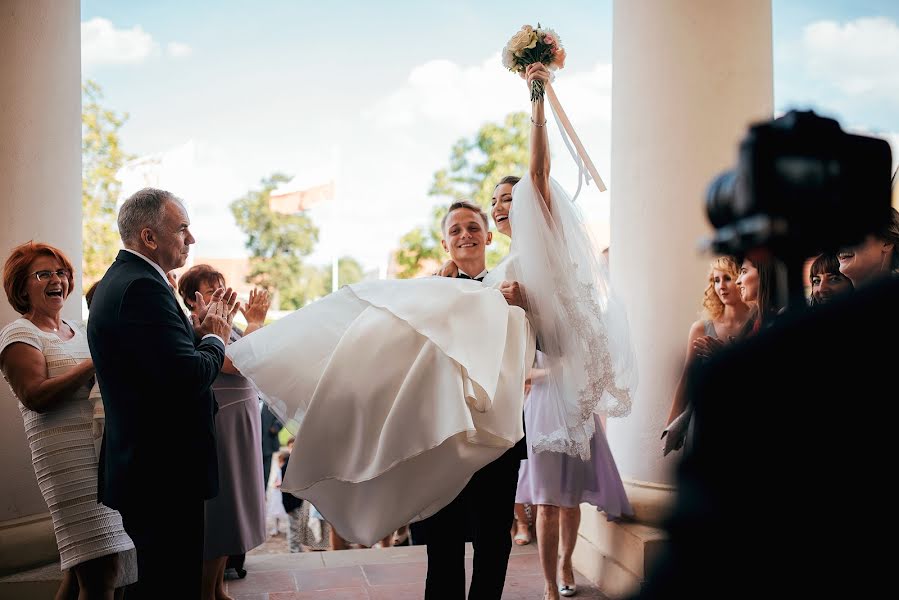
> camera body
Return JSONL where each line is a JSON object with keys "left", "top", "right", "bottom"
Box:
{"left": 706, "top": 110, "right": 893, "bottom": 260}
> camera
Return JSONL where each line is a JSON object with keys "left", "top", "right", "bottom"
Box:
{"left": 705, "top": 110, "right": 893, "bottom": 260}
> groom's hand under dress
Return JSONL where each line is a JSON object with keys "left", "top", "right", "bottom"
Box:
{"left": 500, "top": 280, "right": 528, "bottom": 310}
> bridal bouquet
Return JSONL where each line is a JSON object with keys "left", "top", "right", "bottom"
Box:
{"left": 502, "top": 24, "right": 567, "bottom": 102}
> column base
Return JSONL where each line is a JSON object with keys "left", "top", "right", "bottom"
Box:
{"left": 572, "top": 506, "right": 667, "bottom": 598}
{"left": 571, "top": 480, "right": 675, "bottom": 597}
{"left": 0, "top": 513, "right": 57, "bottom": 576}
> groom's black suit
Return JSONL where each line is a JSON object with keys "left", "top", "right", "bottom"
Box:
{"left": 87, "top": 250, "right": 225, "bottom": 599}
{"left": 414, "top": 271, "right": 528, "bottom": 600}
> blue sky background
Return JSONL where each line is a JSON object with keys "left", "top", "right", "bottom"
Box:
{"left": 80, "top": 0, "right": 899, "bottom": 271}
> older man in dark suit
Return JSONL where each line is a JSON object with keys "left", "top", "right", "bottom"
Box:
{"left": 88, "top": 188, "right": 237, "bottom": 599}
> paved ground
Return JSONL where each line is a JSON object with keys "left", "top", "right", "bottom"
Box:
{"left": 230, "top": 537, "right": 609, "bottom": 600}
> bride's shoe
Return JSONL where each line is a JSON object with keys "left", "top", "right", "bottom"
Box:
{"left": 559, "top": 564, "right": 577, "bottom": 597}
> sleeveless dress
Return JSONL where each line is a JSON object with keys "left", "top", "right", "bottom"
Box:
{"left": 515, "top": 351, "right": 632, "bottom": 517}
{"left": 0, "top": 318, "right": 136, "bottom": 580}
{"left": 227, "top": 257, "right": 536, "bottom": 546}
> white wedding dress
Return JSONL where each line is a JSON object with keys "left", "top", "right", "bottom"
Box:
{"left": 227, "top": 176, "right": 635, "bottom": 546}
{"left": 228, "top": 261, "right": 535, "bottom": 545}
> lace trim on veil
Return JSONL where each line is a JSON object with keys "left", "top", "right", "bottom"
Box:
{"left": 511, "top": 175, "right": 636, "bottom": 459}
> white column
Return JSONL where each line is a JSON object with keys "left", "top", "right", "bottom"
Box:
{"left": 608, "top": 0, "right": 773, "bottom": 486}
{"left": 0, "top": 0, "right": 81, "bottom": 570}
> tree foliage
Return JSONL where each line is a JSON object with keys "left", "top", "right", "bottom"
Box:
{"left": 230, "top": 174, "right": 320, "bottom": 310}
{"left": 82, "top": 80, "right": 132, "bottom": 287}
{"left": 393, "top": 112, "right": 530, "bottom": 278}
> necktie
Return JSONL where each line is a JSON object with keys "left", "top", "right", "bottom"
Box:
{"left": 457, "top": 273, "right": 485, "bottom": 282}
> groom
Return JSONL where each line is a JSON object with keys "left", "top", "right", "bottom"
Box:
{"left": 414, "top": 200, "right": 528, "bottom": 600}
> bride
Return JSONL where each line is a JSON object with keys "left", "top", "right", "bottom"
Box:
{"left": 227, "top": 64, "right": 635, "bottom": 546}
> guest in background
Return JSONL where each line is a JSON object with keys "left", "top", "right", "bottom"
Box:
{"left": 261, "top": 403, "right": 282, "bottom": 493}
{"left": 666, "top": 256, "right": 750, "bottom": 430}
{"left": 178, "top": 264, "right": 269, "bottom": 600}
{"left": 808, "top": 253, "right": 853, "bottom": 306}
{"left": 0, "top": 241, "right": 136, "bottom": 599}
{"left": 280, "top": 437, "right": 305, "bottom": 553}
{"left": 736, "top": 256, "right": 781, "bottom": 335}
{"left": 838, "top": 206, "right": 899, "bottom": 287}
{"left": 267, "top": 451, "right": 289, "bottom": 536}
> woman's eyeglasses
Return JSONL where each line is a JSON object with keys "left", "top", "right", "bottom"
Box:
{"left": 31, "top": 269, "right": 71, "bottom": 282}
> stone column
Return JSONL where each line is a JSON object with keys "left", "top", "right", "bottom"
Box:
{"left": 574, "top": 1, "right": 774, "bottom": 595}
{"left": 0, "top": 0, "right": 82, "bottom": 573}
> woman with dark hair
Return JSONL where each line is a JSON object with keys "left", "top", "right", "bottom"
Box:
{"left": 838, "top": 207, "right": 899, "bottom": 287}
{"left": 178, "top": 264, "right": 269, "bottom": 600}
{"left": 808, "top": 253, "right": 853, "bottom": 305}
{"left": 0, "top": 241, "right": 135, "bottom": 599}
{"left": 736, "top": 256, "right": 781, "bottom": 335}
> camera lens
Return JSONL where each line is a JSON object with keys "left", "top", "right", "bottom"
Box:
{"left": 705, "top": 170, "right": 738, "bottom": 229}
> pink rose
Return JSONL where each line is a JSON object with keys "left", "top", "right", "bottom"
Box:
{"left": 553, "top": 48, "right": 567, "bottom": 69}
{"left": 544, "top": 34, "right": 555, "bottom": 45}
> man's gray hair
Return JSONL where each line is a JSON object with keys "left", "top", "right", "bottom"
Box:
{"left": 117, "top": 188, "right": 182, "bottom": 246}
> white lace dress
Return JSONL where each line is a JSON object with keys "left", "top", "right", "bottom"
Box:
{"left": 0, "top": 318, "right": 136, "bottom": 578}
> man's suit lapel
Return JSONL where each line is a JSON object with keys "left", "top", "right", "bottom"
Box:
{"left": 116, "top": 250, "right": 193, "bottom": 337}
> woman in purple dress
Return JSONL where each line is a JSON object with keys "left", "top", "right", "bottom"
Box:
{"left": 514, "top": 351, "right": 632, "bottom": 598}
{"left": 435, "top": 62, "right": 635, "bottom": 599}
{"left": 495, "top": 63, "right": 633, "bottom": 600}
{"left": 178, "top": 265, "right": 269, "bottom": 600}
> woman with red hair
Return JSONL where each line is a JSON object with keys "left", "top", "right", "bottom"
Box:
{"left": 0, "top": 241, "right": 135, "bottom": 599}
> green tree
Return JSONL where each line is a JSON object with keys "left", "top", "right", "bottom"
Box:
{"left": 230, "top": 174, "right": 320, "bottom": 310}
{"left": 394, "top": 111, "right": 530, "bottom": 278}
{"left": 82, "top": 80, "right": 132, "bottom": 287}
{"left": 323, "top": 256, "right": 366, "bottom": 292}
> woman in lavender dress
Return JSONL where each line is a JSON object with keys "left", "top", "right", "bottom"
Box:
{"left": 514, "top": 351, "right": 632, "bottom": 598}
{"left": 434, "top": 62, "right": 635, "bottom": 599}
{"left": 495, "top": 63, "right": 633, "bottom": 600}
{"left": 178, "top": 265, "right": 268, "bottom": 600}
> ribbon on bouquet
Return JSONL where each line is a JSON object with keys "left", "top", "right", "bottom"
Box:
{"left": 545, "top": 82, "right": 607, "bottom": 200}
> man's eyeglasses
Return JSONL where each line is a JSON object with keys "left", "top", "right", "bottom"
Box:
{"left": 31, "top": 269, "right": 71, "bottom": 282}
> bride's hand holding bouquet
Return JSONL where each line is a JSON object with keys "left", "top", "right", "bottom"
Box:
{"left": 502, "top": 24, "right": 566, "bottom": 102}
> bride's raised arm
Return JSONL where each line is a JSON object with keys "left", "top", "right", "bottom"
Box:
{"left": 526, "top": 63, "right": 552, "bottom": 213}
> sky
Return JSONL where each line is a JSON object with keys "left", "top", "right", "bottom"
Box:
{"left": 80, "top": 0, "right": 899, "bottom": 272}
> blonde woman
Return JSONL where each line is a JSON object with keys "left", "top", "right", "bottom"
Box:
{"left": 663, "top": 256, "right": 751, "bottom": 454}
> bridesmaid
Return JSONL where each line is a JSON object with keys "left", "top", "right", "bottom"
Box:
{"left": 501, "top": 63, "right": 633, "bottom": 600}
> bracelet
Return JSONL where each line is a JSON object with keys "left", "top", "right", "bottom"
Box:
{"left": 530, "top": 116, "right": 547, "bottom": 127}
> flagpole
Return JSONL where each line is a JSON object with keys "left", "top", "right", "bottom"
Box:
{"left": 331, "top": 145, "right": 340, "bottom": 293}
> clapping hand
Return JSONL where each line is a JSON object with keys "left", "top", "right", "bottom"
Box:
{"left": 192, "top": 287, "right": 240, "bottom": 340}
{"left": 692, "top": 335, "right": 726, "bottom": 360}
{"left": 240, "top": 289, "right": 271, "bottom": 327}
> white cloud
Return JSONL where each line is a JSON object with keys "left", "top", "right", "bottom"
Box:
{"left": 800, "top": 17, "right": 899, "bottom": 96}
{"left": 81, "top": 18, "right": 192, "bottom": 67}
{"left": 166, "top": 42, "right": 193, "bottom": 59}
{"left": 81, "top": 18, "right": 158, "bottom": 67}
{"left": 347, "top": 55, "right": 613, "bottom": 268}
